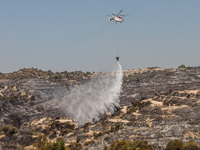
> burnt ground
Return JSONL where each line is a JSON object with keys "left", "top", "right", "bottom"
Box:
{"left": 0, "top": 67, "right": 200, "bottom": 149}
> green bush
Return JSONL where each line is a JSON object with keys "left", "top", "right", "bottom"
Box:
{"left": 183, "top": 140, "right": 200, "bottom": 150}
{"left": 120, "top": 114, "right": 126, "bottom": 119}
{"left": 65, "top": 122, "right": 75, "bottom": 130}
{"left": 34, "top": 135, "right": 66, "bottom": 150}
{"left": 110, "top": 123, "right": 123, "bottom": 132}
{"left": 109, "top": 139, "right": 153, "bottom": 150}
{"left": 50, "top": 121, "right": 75, "bottom": 131}
{"left": 61, "top": 128, "right": 73, "bottom": 136}
{"left": 132, "top": 140, "right": 153, "bottom": 150}
{"left": 165, "top": 139, "right": 200, "bottom": 150}
{"left": 165, "top": 139, "right": 184, "bottom": 150}
{"left": 83, "top": 140, "right": 94, "bottom": 146}
{"left": 93, "top": 132, "right": 103, "bottom": 139}
{"left": 67, "top": 142, "right": 82, "bottom": 150}
{"left": 34, "top": 134, "right": 52, "bottom": 150}
{"left": 110, "top": 139, "right": 134, "bottom": 150}
{"left": 127, "top": 107, "right": 137, "bottom": 114}
{"left": 52, "top": 138, "right": 66, "bottom": 150}
{"left": 0, "top": 124, "right": 18, "bottom": 137}
{"left": 82, "top": 122, "right": 90, "bottom": 132}
{"left": 0, "top": 95, "right": 11, "bottom": 101}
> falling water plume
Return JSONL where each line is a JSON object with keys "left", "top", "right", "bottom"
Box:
{"left": 60, "top": 62, "right": 123, "bottom": 125}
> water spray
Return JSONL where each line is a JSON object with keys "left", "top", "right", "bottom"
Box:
{"left": 60, "top": 62, "right": 123, "bottom": 125}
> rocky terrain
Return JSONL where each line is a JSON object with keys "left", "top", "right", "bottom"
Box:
{"left": 1, "top": 66, "right": 200, "bottom": 149}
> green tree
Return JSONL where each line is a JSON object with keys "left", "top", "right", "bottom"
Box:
{"left": 178, "top": 64, "right": 186, "bottom": 69}
{"left": 52, "top": 138, "right": 66, "bottom": 150}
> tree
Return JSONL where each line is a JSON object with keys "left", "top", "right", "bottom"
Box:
{"left": 165, "top": 139, "right": 184, "bottom": 150}
{"left": 178, "top": 64, "right": 186, "bottom": 69}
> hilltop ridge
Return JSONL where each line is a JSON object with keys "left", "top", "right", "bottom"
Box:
{"left": 1, "top": 65, "right": 200, "bottom": 149}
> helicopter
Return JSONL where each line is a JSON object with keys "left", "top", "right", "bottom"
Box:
{"left": 108, "top": 10, "right": 128, "bottom": 23}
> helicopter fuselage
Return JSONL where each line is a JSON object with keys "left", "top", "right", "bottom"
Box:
{"left": 109, "top": 16, "right": 124, "bottom": 23}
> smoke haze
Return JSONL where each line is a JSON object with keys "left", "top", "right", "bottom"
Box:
{"left": 60, "top": 62, "right": 123, "bottom": 125}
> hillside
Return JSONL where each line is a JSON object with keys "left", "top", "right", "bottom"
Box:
{"left": 1, "top": 66, "right": 200, "bottom": 149}
{"left": 0, "top": 68, "right": 98, "bottom": 87}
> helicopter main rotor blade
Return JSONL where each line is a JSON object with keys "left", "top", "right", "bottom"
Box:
{"left": 117, "top": 10, "right": 123, "bottom": 16}
{"left": 120, "top": 14, "right": 129, "bottom": 17}
{"left": 112, "top": 13, "right": 117, "bottom": 16}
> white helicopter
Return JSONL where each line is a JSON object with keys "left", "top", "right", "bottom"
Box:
{"left": 108, "top": 10, "right": 128, "bottom": 23}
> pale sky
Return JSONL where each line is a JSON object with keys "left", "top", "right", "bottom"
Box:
{"left": 0, "top": 0, "right": 200, "bottom": 73}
